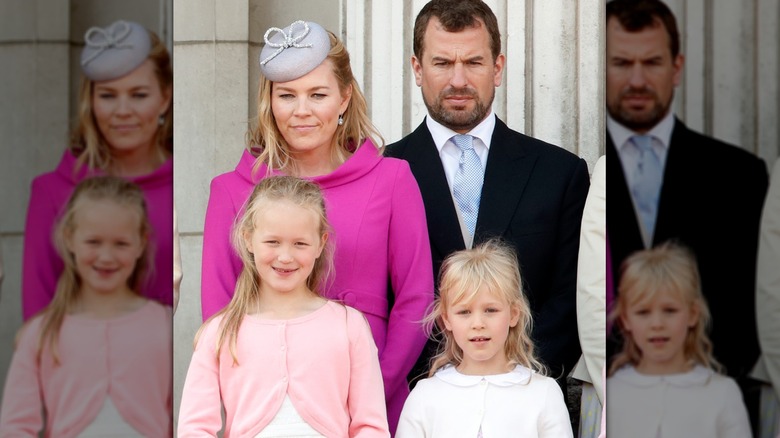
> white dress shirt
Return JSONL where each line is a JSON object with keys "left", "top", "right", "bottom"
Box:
{"left": 426, "top": 111, "right": 493, "bottom": 194}
{"left": 425, "top": 112, "right": 494, "bottom": 248}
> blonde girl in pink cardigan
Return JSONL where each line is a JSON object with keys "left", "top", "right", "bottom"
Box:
{"left": 0, "top": 176, "right": 172, "bottom": 437}
{"left": 178, "top": 176, "right": 389, "bottom": 437}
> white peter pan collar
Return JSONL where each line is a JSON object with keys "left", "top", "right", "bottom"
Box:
{"left": 434, "top": 364, "right": 532, "bottom": 387}
{"left": 611, "top": 364, "right": 713, "bottom": 388}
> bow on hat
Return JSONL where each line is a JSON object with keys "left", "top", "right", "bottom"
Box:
{"left": 81, "top": 20, "right": 134, "bottom": 67}
{"left": 258, "top": 20, "right": 330, "bottom": 83}
{"left": 260, "top": 20, "right": 313, "bottom": 66}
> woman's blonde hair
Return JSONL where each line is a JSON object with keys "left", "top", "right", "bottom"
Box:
{"left": 70, "top": 29, "right": 173, "bottom": 173}
{"left": 199, "top": 176, "right": 334, "bottom": 365}
{"left": 38, "top": 176, "right": 152, "bottom": 365}
{"left": 426, "top": 239, "right": 545, "bottom": 377}
{"left": 608, "top": 241, "right": 720, "bottom": 375}
{"left": 246, "top": 31, "right": 384, "bottom": 176}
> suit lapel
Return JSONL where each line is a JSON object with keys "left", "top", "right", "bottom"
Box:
{"left": 652, "top": 118, "right": 687, "bottom": 246}
{"left": 606, "top": 132, "right": 644, "bottom": 247}
{"left": 475, "top": 118, "right": 533, "bottom": 240}
{"left": 404, "top": 121, "right": 467, "bottom": 255}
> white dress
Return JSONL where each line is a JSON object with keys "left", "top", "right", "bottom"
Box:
{"left": 396, "top": 365, "right": 572, "bottom": 438}
{"left": 607, "top": 365, "right": 751, "bottom": 438}
{"left": 254, "top": 394, "right": 324, "bottom": 438}
{"left": 78, "top": 397, "right": 140, "bottom": 437}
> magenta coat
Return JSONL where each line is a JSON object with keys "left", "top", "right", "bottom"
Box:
{"left": 200, "top": 139, "right": 433, "bottom": 433}
{"left": 22, "top": 151, "right": 174, "bottom": 320}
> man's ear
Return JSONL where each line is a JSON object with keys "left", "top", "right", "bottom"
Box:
{"left": 411, "top": 56, "right": 423, "bottom": 87}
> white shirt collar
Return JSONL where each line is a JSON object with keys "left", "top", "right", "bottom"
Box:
{"left": 607, "top": 109, "right": 675, "bottom": 150}
{"left": 611, "top": 364, "right": 714, "bottom": 388}
{"left": 434, "top": 364, "right": 532, "bottom": 387}
{"left": 426, "top": 110, "right": 496, "bottom": 154}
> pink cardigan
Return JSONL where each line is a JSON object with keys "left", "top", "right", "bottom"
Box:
{"left": 0, "top": 301, "right": 172, "bottom": 437}
{"left": 22, "top": 150, "right": 174, "bottom": 320}
{"left": 178, "top": 301, "right": 390, "bottom": 437}
{"left": 200, "top": 140, "right": 433, "bottom": 433}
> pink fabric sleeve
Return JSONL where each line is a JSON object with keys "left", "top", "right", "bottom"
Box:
{"left": 200, "top": 178, "right": 243, "bottom": 320}
{"left": 0, "top": 320, "right": 44, "bottom": 435}
{"left": 177, "top": 322, "right": 223, "bottom": 437}
{"left": 384, "top": 163, "right": 434, "bottom": 400}
{"left": 22, "top": 178, "right": 63, "bottom": 320}
{"left": 346, "top": 308, "right": 391, "bottom": 438}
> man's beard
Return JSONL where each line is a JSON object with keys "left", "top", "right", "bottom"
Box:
{"left": 424, "top": 87, "right": 493, "bottom": 132}
{"left": 607, "top": 86, "right": 671, "bottom": 131}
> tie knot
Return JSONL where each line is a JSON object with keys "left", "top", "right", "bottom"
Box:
{"left": 631, "top": 135, "right": 654, "bottom": 153}
{"left": 452, "top": 134, "right": 474, "bottom": 151}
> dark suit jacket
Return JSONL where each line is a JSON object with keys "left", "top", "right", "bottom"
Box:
{"left": 386, "top": 116, "right": 590, "bottom": 382}
{"left": 607, "top": 117, "right": 768, "bottom": 379}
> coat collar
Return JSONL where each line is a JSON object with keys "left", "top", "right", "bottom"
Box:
{"left": 610, "top": 364, "right": 713, "bottom": 388}
{"left": 435, "top": 364, "right": 533, "bottom": 387}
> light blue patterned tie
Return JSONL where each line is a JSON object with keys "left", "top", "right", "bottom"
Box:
{"left": 630, "top": 134, "right": 663, "bottom": 239}
{"left": 452, "top": 134, "right": 484, "bottom": 236}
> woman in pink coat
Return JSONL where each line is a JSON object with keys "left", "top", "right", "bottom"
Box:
{"left": 22, "top": 20, "right": 173, "bottom": 320}
{"left": 200, "top": 20, "right": 433, "bottom": 434}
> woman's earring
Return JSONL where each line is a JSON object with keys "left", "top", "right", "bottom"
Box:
{"left": 338, "top": 114, "right": 344, "bottom": 126}
{"left": 158, "top": 114, "right": 166, "bottom": 126}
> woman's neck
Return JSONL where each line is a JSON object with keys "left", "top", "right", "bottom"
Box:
{"left": 110, "top": 144, "right": 168, "bottom": 177}
{"left": 292, "top": 155, "right": 340, "bottom": 178}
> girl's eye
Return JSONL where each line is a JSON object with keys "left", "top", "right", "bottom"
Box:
{"left": 294, "top": 242, "right": 309, "bottom": 247}
{"left": 663, "top": 307, "right": 679, "bottom": 314}
{"left": 264, "top": 240, "right": 279, "bottom": 245}
{"left": 635, "top": 309, "right": 650, "bottom": 316}
{"left": 98, "top": 94, "right": 115, "bottom": 99}
{"left": 485, "top": 308, "right": 498, "bottom": 313}
{"left": 456, "top": 309, "right": 470, "bottom": 315}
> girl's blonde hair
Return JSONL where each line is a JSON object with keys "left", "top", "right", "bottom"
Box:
{"left": 200, "top": 176, "right": 334, "bottom": 365}
{"left": 70, "top": 29, "right": 173, "bottom": 174}
{"left": 608, "top": 241, "right": 720, "bottom": 375}
{"left": 38, "top": 176, "right": 152, "bottom": 364}
{"left": 426, "top": 239, "right": 545, "bottom": 377}
{"left": 246, "top": 31, "right": 384, "bottom": 176}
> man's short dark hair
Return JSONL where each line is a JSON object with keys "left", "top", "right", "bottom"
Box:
{"left": 413, "top": 0, "right": 501, "bottom": 61}
{"left": 606, "top": 0, "right": 681, "bottom": 58}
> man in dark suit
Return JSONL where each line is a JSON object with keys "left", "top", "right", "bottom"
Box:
{"left": 605, "top": 0, "right": 768, "bottom": 433}
{"left": 386, "top": 0, "right": 590, "bottom": 391}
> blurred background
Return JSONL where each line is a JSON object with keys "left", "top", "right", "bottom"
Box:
{"left": 0, "top": 0, "right": 171, "bottom": 409}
